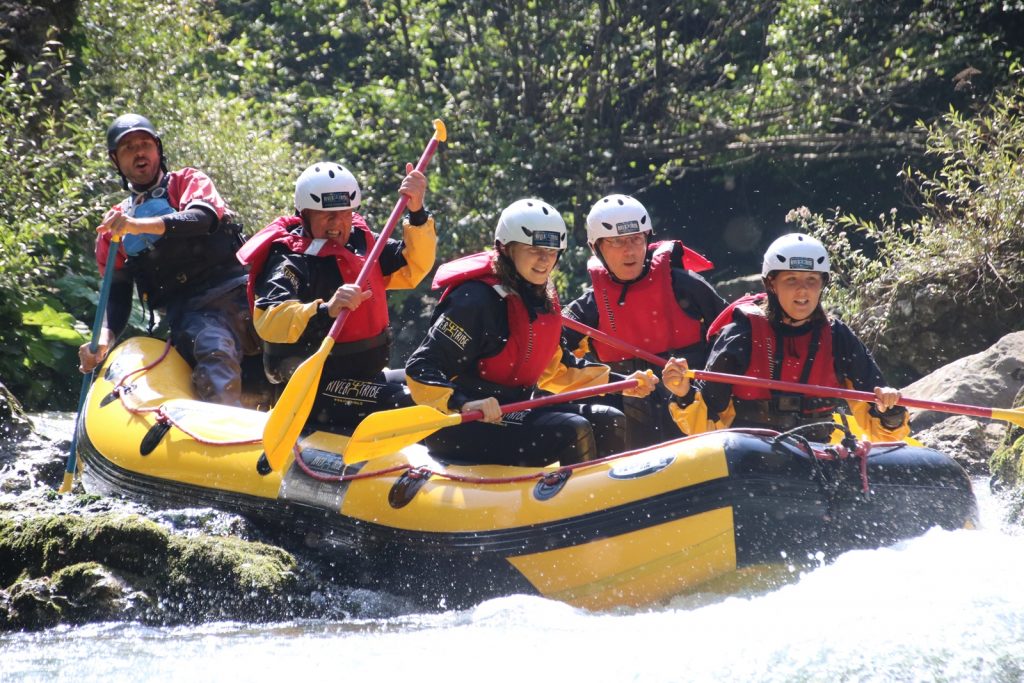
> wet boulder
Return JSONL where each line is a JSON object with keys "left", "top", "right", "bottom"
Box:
{"left": 871, "top": 280, "right": 1024, "bottom": 383}
{"left": 0, "top": 511, "right": 303, "bottom": 631}
{"left": 912, "top": 415, "right": 1003, "bottom": 476}
{"left": 903, "top": 331, "right": 1024, "bottom": 432}
{"left": 988, "top": 385, "right": 1024, "bottom": 492}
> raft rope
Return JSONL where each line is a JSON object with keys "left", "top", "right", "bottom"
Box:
{"left": 107, "top": 339, "right": 262, "bottom": 446}
{"left": 104, "top": 342, "right": 897, "bottom": 486}
{"left": 774, "top": 422, "right": 889, "bottom": 494}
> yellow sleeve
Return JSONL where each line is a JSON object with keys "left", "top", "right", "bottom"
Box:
{"left": 407, "top": 375, "right": 458, "bottom": 414}
{"left": 846, "top": 399, "right": 912, "bottom": 442}
{"left": 571, "top": 336, "right": 591, "bottom": 360}
{"left": 667, "top": 391, "right": 736, "bottom": 435}
{"left": 253, "top": 300, "right": 322, "bottom": 343}
{"left": 384, "top": 217, "right": 437, "bottom": 290}
{"left": 536, "top": 347, "right": 611, "bottom": 394}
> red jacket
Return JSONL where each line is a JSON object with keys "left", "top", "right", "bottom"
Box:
{"left": 588, "top": 240, "right": 710, "bottom": 362}
{"left": 237, "top": 214, "right": 390, "bottom": 343}
{"left": 434, "top": 252, "right": 562, "bottom": 387}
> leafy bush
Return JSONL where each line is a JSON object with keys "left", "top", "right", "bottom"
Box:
{"left": 790, "top": 81, "right": 1024, "bottom": 381}
{"left": 0, "top": 46, "right": 105, "bottom": 408}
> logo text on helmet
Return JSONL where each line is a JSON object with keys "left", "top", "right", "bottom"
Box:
{"left": 788, "top": 256, "right": 814, "bottom": 270}
{"left": 321, "top": 191, "right": 353, "bottom": 209}
{"left": 531, "top": 230, "right": 562, "bottom": 248}
{"left": 614, "top": 220, "right": 640, "bottom": 234}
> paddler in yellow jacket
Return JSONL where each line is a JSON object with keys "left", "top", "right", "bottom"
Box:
{"left": 237, "top": 161, "right": 435, "bottom": 433}
{"left": 661, "top": 233, "right": 910, "bottom": 443}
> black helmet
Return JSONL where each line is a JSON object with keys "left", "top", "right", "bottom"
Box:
{"left": 106, "top": 113, "right": 168, "bottom": 189}
{"left": 106, "top": 113, "right": 160, "bottom": 152}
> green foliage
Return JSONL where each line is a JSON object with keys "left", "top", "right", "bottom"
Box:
{"left": 4, "top": 0, "right": 1024, "bottom": 407}
{"left": 72, "top": 0, "right": 302, "bottom": 233}
{"left": 791, "top": 82, "right": 1024, "bottom": 376}
{"left": 214, "top": 0, "right": 1024, "bottom": 301}
{"left": 0, "top": 45, "right": 103, "bottom": 408}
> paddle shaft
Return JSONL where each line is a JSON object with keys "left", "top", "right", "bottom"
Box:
{"left": 326, "top": 133, "right": 443, "bottom": 343}
{"left": 457, "top": 378, "right": 639, "bottom": 424}
{"left": 63, "top": 236, "right": 121, "bottom": 490}
{"left": 562, "top": 315, "right": 1009, "bottom": 423}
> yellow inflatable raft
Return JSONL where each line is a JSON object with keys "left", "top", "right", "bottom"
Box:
{"left": 77, "top": 337, "right": 977, "bottom": 610}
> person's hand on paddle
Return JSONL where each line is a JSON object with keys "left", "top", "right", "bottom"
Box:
{"left": 662, "top": 357, "right": 691, "bottom": 397}
{"left": 462, "top": 397, "right": 502, "bottom": 423}
{"left": 399, "top": 162, "right": 427, "bottom": 213}
{"left": 97, "top": 208, "right": 165, "bottom": 239}
{"left": 78, "top": 326, "right": 116, "bottom": 373}
{"left": 326, "top": 284, "right": 372, "bottom": 317}
{"left": 622, "top": 369, "right": 658, "bottom": 398}
{"left": 873, "top": 386, "right": 902, "bottom": 413}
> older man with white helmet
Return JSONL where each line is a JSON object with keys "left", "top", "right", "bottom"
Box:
{"left": 563, "top": 193, "right": 727, "bottom": 448}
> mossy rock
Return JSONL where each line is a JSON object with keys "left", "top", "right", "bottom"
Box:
{"left": 162, "top": 534, "right": 299, "bottom": 622}
{"left": 989, "top": 385, "right": 1024, "bottom": 491}
{"left": 1, "top": 510, "right": 303, "bottom": 629}
{"left": 0, "top": 512, "right": 171, "bottom": 585}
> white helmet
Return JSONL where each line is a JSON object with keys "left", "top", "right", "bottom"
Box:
{"left": 294, "top": 162, "right": 361, "bottom": 213}
{"left": 585, "top": 194, "right": 652, "bottom": 247}
{"left": 494, "top": 198, "right": 567, "bottom": 251}
{"left": 762, "top": 233, "right": 831, "bottom": 277}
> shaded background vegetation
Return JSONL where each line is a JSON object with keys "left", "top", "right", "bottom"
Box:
{"left": 2, "top": 0, "right": 1024, "bottom": 409}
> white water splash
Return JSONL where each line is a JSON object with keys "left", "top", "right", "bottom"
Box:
{"left": 4, "top": 480, "right": 1022, "bottom": 682}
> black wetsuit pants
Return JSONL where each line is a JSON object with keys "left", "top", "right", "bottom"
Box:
{"left": 423, "top": 402, "right": 625, "bottom": 467}
{"left": 304, "top": 368, "right": 412, "bottom": 436}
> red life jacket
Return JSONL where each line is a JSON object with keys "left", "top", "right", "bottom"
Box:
{"left": 433, "top": 251, "right": 562, "bottom": 388}
{"left": 587, "top": 240, "right": 712, "bottom": 362}
{"left": 237, "top": 214, "right": 390, "bottom": 343}
{"left": 706, "top": 292, "right": 765, "bottom": 341}
{"left": 722, "top": 301, "right": 841, "bottom": 401}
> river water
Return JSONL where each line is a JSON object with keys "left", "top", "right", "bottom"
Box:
{"left": 3, "top": 419, "right": 1023, "bottom": 682}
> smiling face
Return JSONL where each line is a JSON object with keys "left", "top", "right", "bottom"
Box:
{"left": 506, "top": 242, "right": 559, "bottom": 285}
{"left": 596, "top": 232, "right": 647, "bottom": 281}
{"left": 112, "top": 131, "right": 162, "bottom": 188}
{"left": 767, "top": 270, "right": 825, "bottom": 324}
{"left": 304, "top": 208, "right": 355, "bottom": 245}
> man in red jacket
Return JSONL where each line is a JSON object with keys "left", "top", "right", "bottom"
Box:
{"left": 78, "top": 113, "right": 259, "bottom": 406}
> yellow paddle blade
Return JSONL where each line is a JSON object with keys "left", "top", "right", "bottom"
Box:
{"left": 433, "top": 119, "right": 448, "bottom": 142}
{"left": 263, "top": 336, "right": 334, "bottom": 470}
{"left": 343, "top": 404, "right": 462, "bottom": 464}
{"left": 992, "top": 407, "right": 1024, "bottom": 429}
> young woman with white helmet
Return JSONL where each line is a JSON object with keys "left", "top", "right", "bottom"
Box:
{"left": 661, "top": 232, "right": 909, "bottom": 442}
{"left": 238, "top": 160, "right": 436, "bottom": 432}
{"left": 405, "top": 198, "right": 657, "bottom": 466}
{"left": 562, "top": 194, "right": 727, "bottom": 448}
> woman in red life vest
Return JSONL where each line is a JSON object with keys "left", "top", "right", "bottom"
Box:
{"left": 405, "top": 199, "right": 657, "bottom": 467}
{"left": 661, "top": 233, "right": 909, "bottom": 443}
{"left": 238, "top": 161, "right": 436, "bottom": 433}
{"left": 563, "top": 194, "right": 727, "bottom": 448}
